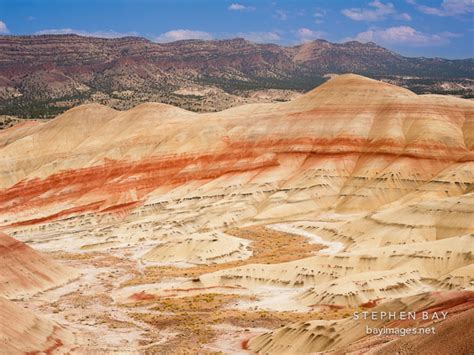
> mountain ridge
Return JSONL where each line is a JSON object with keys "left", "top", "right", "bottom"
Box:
{"left": 0, "top": 34, "right": 472, "bottom": 118}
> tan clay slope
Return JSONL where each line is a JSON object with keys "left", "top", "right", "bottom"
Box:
{"left": 194, "top": 235, "right": 472, "bottom": 299}
{"left": 297, "top": 190, "right": 474, "bottom": 253}
{"left": 0, "top": 296, "right": 75, "bottom": 353}
{"left": 0, "top": 234, "right": 78, "bottom": 352}
{"left": 0, "top": 119, "right": 44, "bottom": 149}
{"left": 0, "top": 233, "right": 78, "bottom": 298}
{"left": 0, "top": 74, "right": 472, "bottom": 184}
{"left": 367, "top": 307, "right": 474, "bottom": 355}
{"left": 142, "top": 232, "right": 252, "bottom": 265}
{"left": 0, "top": 74, "right": 472, "bottom": 229}
{"left": 2, "top": 74, "right": 472, "bottom": 173}
{"left": 249, "top": 291, "right": 474, "bottom": 354}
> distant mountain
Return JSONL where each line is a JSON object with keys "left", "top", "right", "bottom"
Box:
{"left": 291, "top": 40, "right": 473, "bottom": 77}
{"left": 0, "top": 34, "right": 472, "bottom": 118}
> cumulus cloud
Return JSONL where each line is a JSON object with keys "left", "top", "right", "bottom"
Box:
{"left": 228, "top": 3, "right": 254, "bottom": 11}
{"left": 0, "top": 21, "right": 9, "bottom": 34}
{"left": 342, "top": 0, "right": 410, "bottom": 21}
{"left": 155, "top": 29, "right": 213, "bottom": 42}
{"left": 35, "top": 28, "right": 138, "bottom": 38}
{"left": 410, "top": 0, "right": 474, "bottom": 16}
{"left": 296, "top": 28, "right": 326, "bottom": 43}
{"left": 352, "top": 26, "right": 461, "bottom": 46}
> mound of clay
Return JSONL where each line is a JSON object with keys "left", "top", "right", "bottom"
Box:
{"left": 0, "top": 233, "right": 78, "bottom": 298}
{"left": 0, "top": 74, "right": 473, "bottom": 230}
{"left": 142, "top": 232, "right": 251, "bottom": 264}
{"left": 192, "top": 235, "right": 472, "bottom": 306}
{"left": 368, "top": 308, "right": 474, "bottom": 354}
{"left": 0, "top": 296, "right": 74, "bottom": 353}
{"left": 249, "top": 291, "right": 474, "bottom": 354}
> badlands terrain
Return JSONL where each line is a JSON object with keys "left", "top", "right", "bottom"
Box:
{"left": 0, "top": 74, "right": 473, "bottom": 353}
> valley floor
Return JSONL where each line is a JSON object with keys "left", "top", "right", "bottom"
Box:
{"left": 18, "top": 226, "right": 353, "bottom": 353}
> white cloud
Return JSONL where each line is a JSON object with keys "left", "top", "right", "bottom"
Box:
{"left": 395, "top": 12, "right": 412, "bottom": 20}
{"left": 313, "top": 10, "right": 326, "bottom": 18}
{"left": 296, "top": 28, "right": 326, "bottom": 43}
{"left": 314, "top": 10, "right": 326, "bottom": 24}
{"left": 155, "top": 29, "right": 213, "bottom": 42}
{"left": 274, "top": 10, "right": 288, "bottom": 20}
{"left": 274, "top": 8, "right": 307, "bottom": 21}
{"left": 342, "top": 0, "right": 411, "bottom": 21}
{"left": 229, "top": 3, "right": 245, "bottom": 10}
{"left": 0, "top": 21, "right": 9, "bottom": 34}
{"left": 342, "top": 1, "right": 395, "bottom": 21}
{"left": 233, "top": 31, "right": 281, "bottom": 43}
{"left": 35, "top": 28, "right": 138, "bottom": 38}
{"left": 228, "top": 3, "right": 254, "bottom": 11}
{"left": 413, "top": 0, "right": 474, "bottom": 16}
{"left": 352, "top": 26, "right": 461, "bottom": 46}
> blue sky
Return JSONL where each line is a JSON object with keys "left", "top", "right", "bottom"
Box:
{"left": 0, "top": 0, "right": 473, "bottom": 58}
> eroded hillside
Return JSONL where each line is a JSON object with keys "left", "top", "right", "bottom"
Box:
{"left": 1, "top": 74, "right": 473, "bottom": 353}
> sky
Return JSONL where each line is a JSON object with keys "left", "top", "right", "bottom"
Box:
{"left": 0, "top": 0, "right": 473, "bottom": 59}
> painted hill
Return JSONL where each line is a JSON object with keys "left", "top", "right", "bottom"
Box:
{"left": 0, "top": 74, "right": 472, "bottom": 352}
{"left": 0, "top": 232, "right": 78, "bottom": 353}
{"left": 249, "top": 291, "right": 474, "bottom": 354}
{"left": 0, "top": 233, "right": 78, "bottom": 298}
{"left": 0, "top": 296, "right": 75, "bottom": 353}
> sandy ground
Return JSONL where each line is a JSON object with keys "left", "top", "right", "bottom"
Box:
{"left": 12, "top": 227, "right": 340, "bottom": 353}
{"left": 268, "top": 223, "right": 345, "bottom": 254}
{"left": 17, "top": 253, "right": 163, "bottom": 352}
